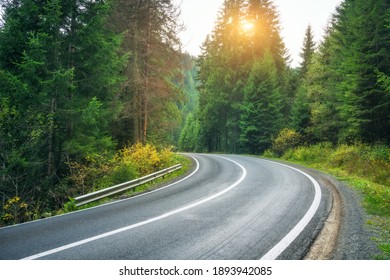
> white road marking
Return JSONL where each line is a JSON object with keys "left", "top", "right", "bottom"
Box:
{"left": 260, "top": 161, "right": 322, "bottom": 260}
{"left": 22, "top": 155, "right": 247, "bottom": 260}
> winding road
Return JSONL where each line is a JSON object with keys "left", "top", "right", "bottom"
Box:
{"left": 0, "top": 154, "right": 328, "bottom": 260}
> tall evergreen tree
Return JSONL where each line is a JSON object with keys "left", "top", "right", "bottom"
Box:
{"left": 330, "top": 0, "right": 390, "bottom": 143}
{"left": 108, "top": 0, "right": 183, "bottom": 146}
{"left": 197, "top": 0, "right": 246, "bottom": 152}
{"left": 239, "top": 51, "right": 283, "bottom": 153}
{"left": 299, "top": 24, "right": 316, "bottom": 77}
{"left": 246, "top": 0, "right": 288, "bottom": 71}
{"left": 197, "top": 0, "right": 287, "bottom": 153}
{"left": 0, "top": 0, "right": 125, "bottom": 209}
{"left": 289, "top": 24, "right": 316, "bottom": 137}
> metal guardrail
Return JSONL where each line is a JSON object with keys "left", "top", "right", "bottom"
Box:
{"left": 74, "top": 164, "right": 182, "bottom": 207}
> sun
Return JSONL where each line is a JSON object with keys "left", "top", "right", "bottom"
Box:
{"left": 240, "top": 19, "right": 254, "bottom": 33}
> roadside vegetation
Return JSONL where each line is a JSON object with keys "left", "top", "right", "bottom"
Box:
{"left": 1, "top": 143, "right": 189, "bottom": 227}
{"left": 264, "top": 129, "right": 390, "bottom": 259}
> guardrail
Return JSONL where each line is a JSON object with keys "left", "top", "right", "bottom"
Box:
{"left": 74, "top": 164, "right": 182, "bottom": 207}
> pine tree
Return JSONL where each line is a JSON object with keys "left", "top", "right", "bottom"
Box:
{"left": 290, "top": 25, "right": 316, "bottom": 136}
{"left": 108, "top": 0, "right": 183, "bottom": 146}
{"left": 299, "top": 24, "right": 316, "bottom": 77}
{"left": 290, "top": 84, "right": 310, "bottom": 134}
{"left": 246, "top": 0, "right": 288, "bottom": 71}
{"left": 197, "top": 0, "right": 246, "bottom": 152}
{"left": 0, "top": 0, "right": 125, "bottom": 209}
{"left": 197, "top": 0, "right": 287, "bottom": 153}
{"left": 331, "top": 0, "right": 390, "bottom": 142}
{"left": 239, "top": 51, "right": 283, "bottom": 153}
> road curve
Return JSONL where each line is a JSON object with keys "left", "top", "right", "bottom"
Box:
{"left": 0, "top": 154, "right": 328, "bottom": 260}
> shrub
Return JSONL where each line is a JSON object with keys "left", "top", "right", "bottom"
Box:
{"left": 111, "top": 162, "right": 139, "bottom": 185}
{"left": 271, "top": 128, "right": 302, "bottom": 156}
{"left": 281, "top": 143, "right": 333, "bottom": 165}
{"left": 119, "top": 143, "right": 161, "bottom": 175}
{"left": 328, "top": 143, "right": 390, "bottom": 186}
{"left": 1, "top": 196, "right": 31, "bottom": 225}
{"left": 67, "top": 142, "right": 180, "bottom": 197}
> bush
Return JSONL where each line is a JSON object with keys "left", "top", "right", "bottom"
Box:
{"left": 282, "top": 142, "right": 333, "bottom": 165}
{"left": 118, "top": 143, "right": 165, "bottom": 175}
{"left": 111, "top": 162, "right": 139, "bottom": 185}
{"left": 330, "top": 143, "right": 390, "bottom": 186}
{"left": 1, "top": 196, "right": 31, "bottom": 226}
{"left": 67, "top": 143, "right": 180, "bottom": 197}
{"left": 271, "top": 128, "right": 302, "bottom": 156}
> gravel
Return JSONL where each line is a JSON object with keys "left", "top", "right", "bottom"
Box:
{"left": 330, "top": 176, "right": 381, "bottom": 259}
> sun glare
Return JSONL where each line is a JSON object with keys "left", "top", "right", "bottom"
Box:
{"left": 241, "top": 20, "right": 254, "bottom": 33}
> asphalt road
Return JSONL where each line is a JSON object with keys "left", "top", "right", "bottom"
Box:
{"left": 0, "top": 154, "right": 329, "bottom": 260}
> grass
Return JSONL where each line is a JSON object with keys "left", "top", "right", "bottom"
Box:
{"left": 264, "top": 143, "right": 390, "bottom": 259}
{"left": 59, "top": 154, "right": 192, "bottom": 214}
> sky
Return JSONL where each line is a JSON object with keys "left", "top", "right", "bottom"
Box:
{"left": 175, "top": 0, "right": 343, "bottom": 67}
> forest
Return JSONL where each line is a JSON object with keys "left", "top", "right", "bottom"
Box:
{"left": 179, "top": 0, "right": 390, "bottom": 153}
{"left": 0, "top": 0, "right": 389, "bottom": 225}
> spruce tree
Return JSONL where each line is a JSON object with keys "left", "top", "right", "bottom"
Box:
{"left": 108, "top": 0, "right": 183, "bottom": 146}
{"left": 290, "top": 25, "right": 316, "bottom": 136}
{"left": 299, "top": 24, "right": 316, "bottom": 78}
{"left": 0, "top": 0, "right": 125, "bottom": 209}
{"left": 331, "top": 0, "right": 390, "bottom": 142}
{"left": 240, "top": 51, "right": 283, "bottom": 153}
{"left": 197, "top": 0, "right": 287, "bottom": 153}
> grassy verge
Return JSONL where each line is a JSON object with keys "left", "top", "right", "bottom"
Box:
{"left": 264, "top": 143, "right": 390, "bottom": 259}
{"left": 59, "top": 152, "right": 192, "bottom": 213}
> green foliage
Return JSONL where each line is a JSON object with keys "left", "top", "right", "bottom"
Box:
{"left": 179, "top": 113, "right": 201, "bottom": 152}
{"left": 0, "top": 0, "right": 126, "bottom": 218}
{"left": 240, "top": 52, "right": 283, "bottom": 154}
{"left": 326, "top": 0, "right": 390, "bottom": 143}
{"left": 196, "top": 0, "right": 288, "bottom": 153}
{"left": 290, "top": 84, "right": 311, "bottom": 134}
{"left": 63, "top": 198, "right": 77, "bottom": 214}
{"left": 109, "top": 0, "right": 183, "bottom": 147}
{"left": 0, "top": 0, "right": 188, "bottom": 225}
{"left": 281, "top": 143, "right": 332, "bottom": 166}
{"left": 271, "top": 128, "right": 302, "bottom": 156}
{"left": 299, "top": 24, "right": 316, "bottom": 77}
{"left": 330, "top": 144, "right": 390, "bottom": 186}
{"left": 281, "top": 143, "right": 390, "bottom": 187}
{"left": 376, "top": 70, "right": 390, "bottom": 92}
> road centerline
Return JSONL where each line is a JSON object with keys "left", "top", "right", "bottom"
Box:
{"left": 21, "top": 155, "right": 247, "bottom": 260}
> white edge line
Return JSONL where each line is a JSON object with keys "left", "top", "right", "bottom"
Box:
{"left": 1, "top": 154, "right": 200, "bottom": 232}
{"left": 259, "top": 160, "right": 322, "bottom": 260}
{"left": 22, "top": 155, "right": 247, "bottom": 260}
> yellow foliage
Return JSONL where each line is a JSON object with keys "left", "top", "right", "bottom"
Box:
{"left": 1, "top": 196, "right": 31, "bottom": 225}
{"left": 119, "top": 143, "right": 167, "bottom": 175}
{"left": 65, "top": 143, "right": 180, "bottom": 200}
{"left": 117, "top": 143, "right": 177, "bottom": 175}
{"left": 158, "top": 146, "right": 175, "bottom": 168}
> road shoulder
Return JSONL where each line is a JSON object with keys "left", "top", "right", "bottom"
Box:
{"left": 272, "top": 159, "right": 381, "bottom": 259}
